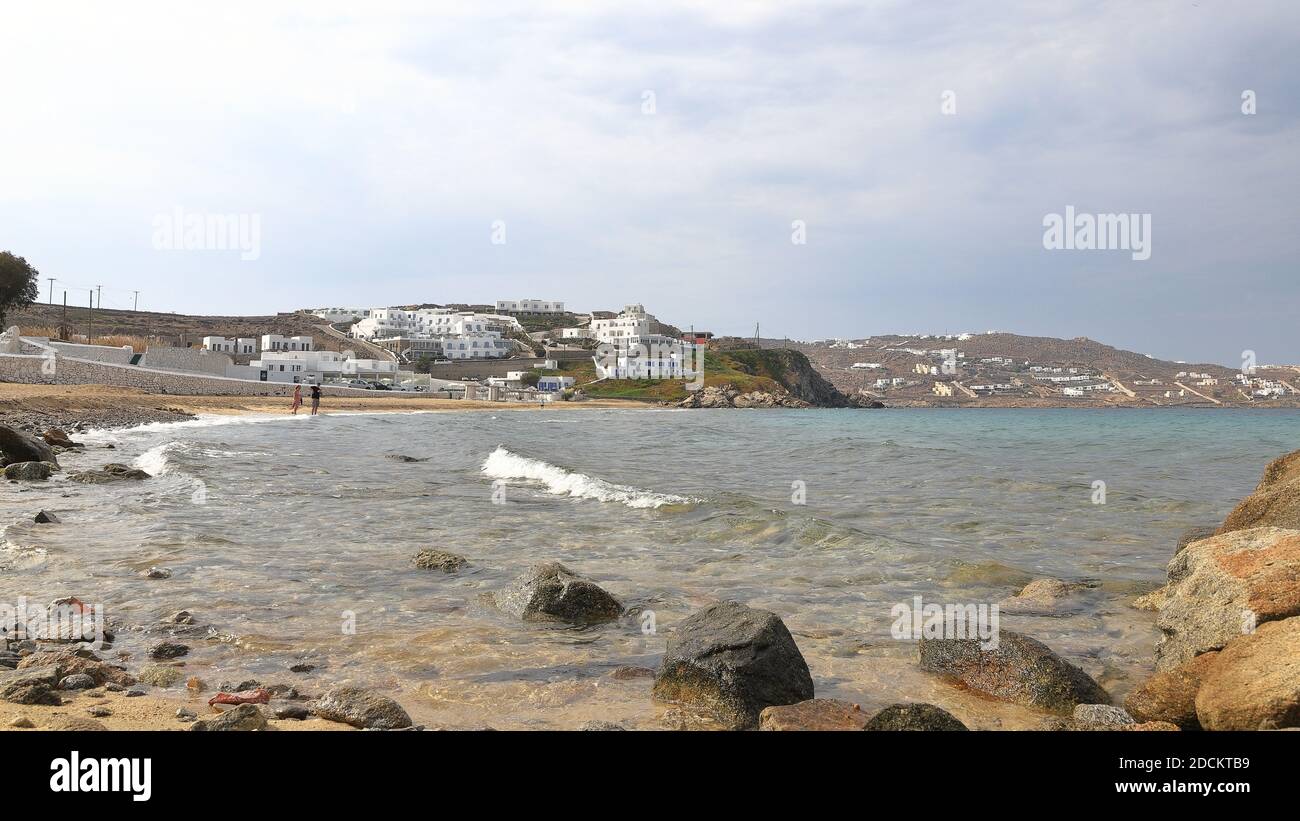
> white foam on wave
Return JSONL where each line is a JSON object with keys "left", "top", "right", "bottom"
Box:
{"left": 481, "top": 446, "right": 694, "bottom": 510}
{"left": 133, "top": 441, "right": 185, "bottom": 476}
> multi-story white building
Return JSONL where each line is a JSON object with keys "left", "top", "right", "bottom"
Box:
{"left": 496, "top": 299, "right": 565, "bottom": 314}
{"left": 201, "top": 336, "right": 256, "bottom": 354}
{"left": 591, "top": 304, "right": 655, "bottom": 343}
{"left": 248, "top": 349, "right": 397, "bottom": 383}
{"left": 261, "top": 334, "right": 313, "bottom": 352}
{"left": 308, "top": 307, "right": 372, "bottom": 323}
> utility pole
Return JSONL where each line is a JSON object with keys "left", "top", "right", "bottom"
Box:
{"left": 95, "top": 285, "right": 102, "bottom": 310}
{"left": 87, "top": 291, "right": 93, "bottom": 344}
{"left": 61, "top": 292, "right": 67, "bottom": 340}
{"left": 47, "top": 278, "right": 55, "bottom": 305}
{"left": 133, "top": 290, "right": 140, "bottom": 311}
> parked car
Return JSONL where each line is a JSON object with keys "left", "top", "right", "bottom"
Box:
{"left": 367, "top": 381, "right": 391, "bottom": 390}
{"left": 346, "top": 379, "right": 369, "bottom": 389}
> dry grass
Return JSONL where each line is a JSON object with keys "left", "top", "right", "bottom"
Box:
{"left": 20, "top": 326, "right": 157, "bottom": 352}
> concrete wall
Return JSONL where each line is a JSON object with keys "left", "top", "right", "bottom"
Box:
{"left": 47, "top": 341, "right": 136, "bottom": 365}
{"left": 141, "top": 346, "right": 232, "bottom": 376}
{"left": 0, "top": 352, "right": 415, "bottom": 398}
{"left": 425, "top": 351, "right": 588, "bottom": 380}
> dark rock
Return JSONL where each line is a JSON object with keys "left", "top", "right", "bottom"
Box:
{"left": 0, "top": 424, "right": 59, "bottom": 466}
{"left": 759, "top": 698, "right": 869, "bottom": 730}
{"left": 16, "top": 648, "right": 135, "bottom": 687}
{"left": 314, "top": 686, "right": 412, "bottom": 729}
{"left": 42, "top": 429, "right": 81, "bottom": 449}
{"left": 865, "top": 703, "right": 969, "bottom": 731}
{"left": 918, "top": 631, "right": 1109, "bottom": 712}
{"left": 0, "top": 669, "right": 62, "bottom": 705}
{"left": 386, "top": 454, "right": 427, "bottom": 462}
{"left": 274, "top": 704, "right": 311, "bottom": 721}
{"left": 289, "top": 663, "right": 316, "bottom": 673}
{"left": 166, "top": 610, "right": 196, "bottom": 625}
{"left": 149, "top": 642, "right": 189, "bottom": 659}
{"left": 652, "top": 600, "right": 814, "bottom": 730}
{"left": 58, "top": 673, "right": 96, "bottom": 690}
{"left": 412, "top": 549, "right": 469, "bottom": 572}
{"left": 125, "top": 688, "right": 146, "bottom": 697}
{"left": 87, "top": 706, "right": 112, "bottom": 718}
{"left": 34, "top": 509, "right": 61, "bottom": 524}
{"left": 69, "top": 463, "right": 151, "bottom": 483}
{"left": 497, "top": 562, "right": 622, "bottom": 624}
{"left": 607, "top": 665, "right": 655, "bottom": 680}
{"left": 176, "top": 708, "right": 197, "bottom": 720}
{"left": 4, "top": 461, "right": 57, "bottom": 481}
{"left": 189, "top": 703, "right": 267, "bottom": 731}
{"left": 141, "top": 566, "right": 172, "bottom": 579}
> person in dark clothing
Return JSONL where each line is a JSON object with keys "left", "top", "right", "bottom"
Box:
{"left": 310, "top": 384, "right": 322, "bottom": 415}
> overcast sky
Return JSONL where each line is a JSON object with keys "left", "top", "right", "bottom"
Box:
{"left": 2, "top": 1, "right": 1296, "bottom": 365}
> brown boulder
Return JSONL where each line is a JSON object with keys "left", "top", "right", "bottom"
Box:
{"left": 1195, "top": 616, "right": 1300, "bottom": 730}
{"left": 16, "top": 648, "right": 136, "bottom": 687}
{"left": 1217, "top": 449, "right": 1300, "bottom": 534}
{"left": 1123, "top": 651, "right": 1220, "bottom": 730}
{"left": 1155, "top": 526, "right": 1300, "bottom": 669}
{"left": 758, "top": 699, "right": 868, "bottom": 731}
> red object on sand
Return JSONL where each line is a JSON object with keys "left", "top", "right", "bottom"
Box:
{"left": 208, "top": 688, "right": 271, "bottom": 707}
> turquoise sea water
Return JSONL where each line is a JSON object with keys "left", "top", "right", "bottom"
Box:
{"left": 2, "top": 408, "right": 1296, "bottom": 728}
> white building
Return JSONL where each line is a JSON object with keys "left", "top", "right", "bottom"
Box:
{"left": 591, "top": 304, "right": 656, "bottom": 343}
{"left": 202, "top": 336, "right": 256, "bottom": 354}
{"left": 308, "top": 307, "right": 371, "bottom": 323}
{"left": 560, "top": 326, "right": 593, "bottom": 339}
{"left": 248, "top": 349, "right": 397, "bottom": 383}
{"left": 496, "top": 299, "right": 565, "bottom": 314}
{"left": 261, "top": 334, "right": 313, "bottom": 352}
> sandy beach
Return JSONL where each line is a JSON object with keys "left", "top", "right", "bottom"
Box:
{"left": 0, "top": 383, "right": 655, "bottom": 431}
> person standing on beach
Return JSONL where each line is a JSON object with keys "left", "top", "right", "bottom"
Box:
{"left": 310, "top": 384, "right": 321, "bottom": 415}
{"left": 290, "top": 384, "right": 303, "bottom": 414}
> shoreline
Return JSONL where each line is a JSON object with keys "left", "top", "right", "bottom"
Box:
{"left": 0, "top": 383, "right": 660, "bottom": 432}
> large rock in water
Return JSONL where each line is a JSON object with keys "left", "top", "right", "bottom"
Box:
{"left": 918, "top": 631, "right": 1109, "bottom": 712}
{"left": 1216, "top": 448, "right": 1300, "bottom": 534}
{"left": 1155, "top": 527, "right": 1300, "bottom": 670}
{"left": 652, "top": 601, "right": 814, "bottom": 729}
{"left": 1195, "top": 616, "right": 1300, "bottom": 730}
{"left": 497, "top": 562, "right": 622, "bottom": 624}
{"left": 865, "top": 703, "right": 969, "bottom": 731}
{"left": 1124, "top": 651, "right": 1220, "bottom": 730}
{"left": 0, "top": 424, "right": 58, "bottom": 467}
{"left": 69, "top": 463, "right": 151, "bottom": 483}
{"left": 314, "top": 686, "right": 412, "bottom": 729}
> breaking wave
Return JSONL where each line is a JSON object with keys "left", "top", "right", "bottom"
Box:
{"left": 481, "top": 447, "right": 695, "bottom": 510}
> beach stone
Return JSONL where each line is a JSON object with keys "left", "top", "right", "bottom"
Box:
{"left": 50, "top": 717, "right": 108, "bottom": 731}
{"left": 8, "top": 716, "right": 35, "bottom": 728}
{"left": 1122, "top": 721, "right": 1181, "bottom": 731}
{"left": 141, "top": 566, "right": 173, "bottom": 579}
{"left": 1216, "top": 448, "right": 1300, "bottom": 534}
{"left": 289, "top": 663, "right": 316, "bottom": 673}
{"left": 918, "top": 631, "right": 1109, "bottom": 712}
{"left": 1195, "top": 615, "right": 1300, "bottom": 730}
{"left": 1072, "top": 703, "right": 1136, "bottom": 727}
{"left": 87, "top": 706, "right": 112, "bottom": 718}
{"left": 4, "top": 461, "right": 57, "bottom": 481}
{"left": 759, "top": 698, "right": 869, "bottom": 731}
{"left": 0, "top": 669, "right": 62, "bottom": 705}
{"left": 607, "top": 665, "right": 655, "bottom": 680}
{"left": 16, "top": 648, "right": 135, "bottom": 687}
{"left": 412, "top": 549, "right": 469, "bottom": 573}
{"left": 58, "top": 673, "right": 96, "bottom": 691}
{"left": 1176, "top": 525, "right": 1218, "bottom": 554}
{"left": 578, "top": 720, "right": 626, "bottom": 731}
{"left": 497, "top": 562, "right": 622, "bottom": 624}
{"left": 176, "top": 708, "right": 197, "bottom": 720}
{"left": 274, "top": 704, "right": 311, "bottom": 721}
{"left": 0, "top": 424, "right": 59, "bottom": 466}
{"left": 865, "top": 703, "right": 969, "bottom": 731}
{"left": 1155, "top": 526, "right": 1300, "bottom": 670}
{"left": 652, "top": 601, "right": 814, "bottom": 730}
{"left": 149, "top": 641, "right": 189, "bottom": 659}
{"left": 189, "top": 703, "right": 267, "bottom": 731}
{"left": 1125, "top": 651, "right": 1220, "bottom": 730}
{"left": 42, "top": 429, "right": 80, "bottom": 449}
{"left": 314, "top": 686, "right": 412, "bottom": 729}
{"left": 387, "top": 454, "right": 426, "bottom": 462}
{"left": 34, "top": 509, "right": 61, "bottom": 524}
{"left": 138, "top": 664, "right": 183, "bottom": 687}
{"left": 997, "top": 578, "right": 1079, "bottom": 614}
{"left": 69, "top": 463, "right": 151, "bottom": 483}
{"left": 166, "top": 610, "right": 196, "bottom": 625}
